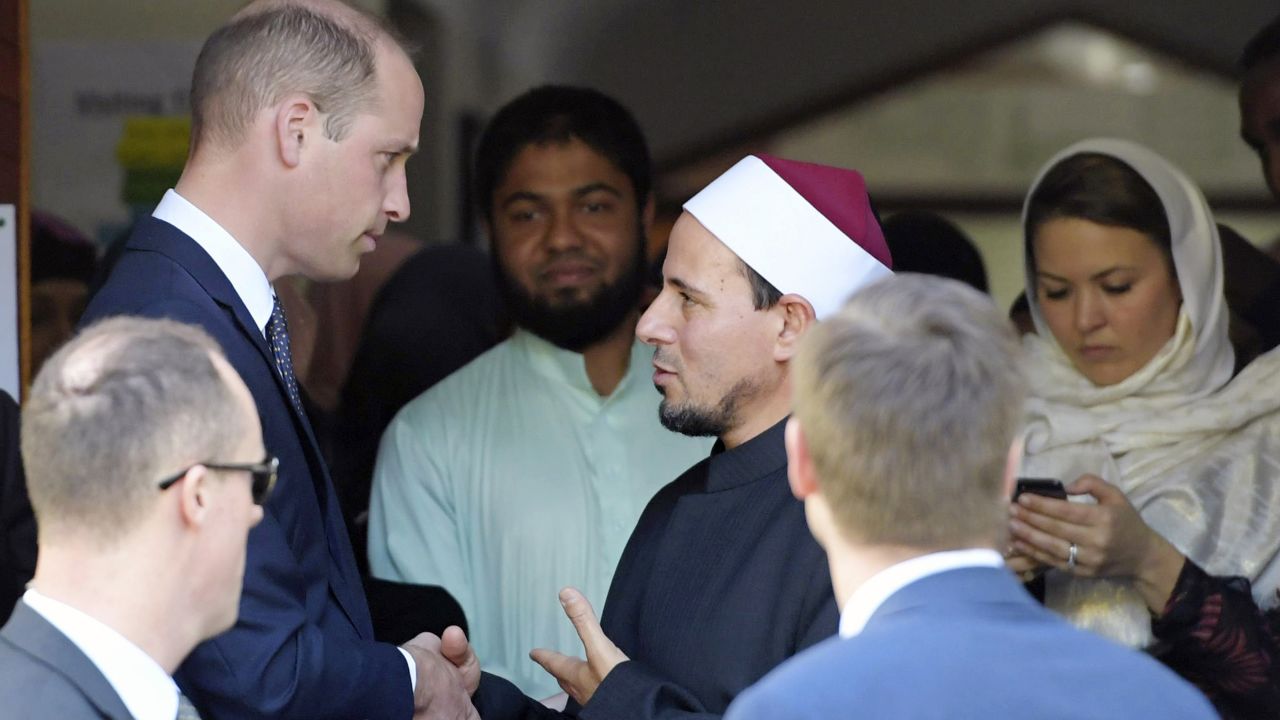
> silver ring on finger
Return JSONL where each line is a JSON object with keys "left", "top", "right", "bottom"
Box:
{"left": 1067, "top": 542, "right": 1078, "bottom": 571}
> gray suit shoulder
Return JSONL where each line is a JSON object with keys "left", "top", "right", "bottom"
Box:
{"left": 0, "top": 638, "right": 128, "bottom": 719}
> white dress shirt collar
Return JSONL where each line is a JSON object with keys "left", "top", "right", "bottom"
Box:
{"left": 23, "top": 588, "right": 179, "bottom": 720}
{"left": 152, "top": 189, "right": 275, "bottom": 335}
{"left": 838, "top": 548, "right": 1004, "bottom": 638}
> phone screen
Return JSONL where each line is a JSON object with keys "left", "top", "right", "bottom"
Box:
{"left": 1013, "top": 478, "right": 1067, "bottom": 501}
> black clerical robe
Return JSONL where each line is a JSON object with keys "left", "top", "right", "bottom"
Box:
{"left": 474, "top": 418, "right": 838, "bottom": 719}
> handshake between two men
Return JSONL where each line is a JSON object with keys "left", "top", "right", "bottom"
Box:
{"left": 409, "top": 587, "right": 619, "bottom": 719}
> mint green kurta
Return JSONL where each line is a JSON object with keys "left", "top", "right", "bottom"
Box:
{"left": 367, "top": 330, "right": 711, "bottom": 698}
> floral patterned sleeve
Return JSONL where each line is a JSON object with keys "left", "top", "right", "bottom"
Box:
{"left": 1150, "top": 558, "right": 1280, "bottom": 719}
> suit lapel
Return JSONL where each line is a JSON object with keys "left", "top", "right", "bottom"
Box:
{"left": 129, "top": 220, "right": 328, "bottom": 487}
{"left": 2, "top": 602, "right": 136, "bottom": 720}
{"left": 128, "top": 218, "right": 273, "bottom": 365}
{"left": 130, "top": 219, "right": 372, "bottom": 637}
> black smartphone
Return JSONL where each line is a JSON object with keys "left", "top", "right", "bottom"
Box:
{"left": 1013, "top": 478, "right": 1067, "bottom": 501}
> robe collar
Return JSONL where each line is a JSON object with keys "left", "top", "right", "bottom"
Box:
{"left": 705, "top": 416, "right": 789, "bottom": 492}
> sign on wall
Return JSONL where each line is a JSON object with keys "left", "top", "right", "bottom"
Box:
{"left": 32, "top": 41, "right": 201, "bottom": 244}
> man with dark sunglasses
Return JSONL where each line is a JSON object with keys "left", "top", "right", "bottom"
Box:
{"left": 159, "top": 456, "right": 279, "bottom": 506}
{"left": 0, "top": 316, "right": 266, "bottom": 719}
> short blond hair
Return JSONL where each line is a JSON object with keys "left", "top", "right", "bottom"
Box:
{"left": 21, "top": 317, "right": 243, "bottom": 543}
{"left": 190, "top": 1, "right": 402, "bottom": 151}
{"left": 792, "top": 274, "right": 1026, "bottom": 547}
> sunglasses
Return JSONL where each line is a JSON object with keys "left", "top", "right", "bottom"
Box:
{"left": 157, "top": 455, "right": 279, "bottom": 506}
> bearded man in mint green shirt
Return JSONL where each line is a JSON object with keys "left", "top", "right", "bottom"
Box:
{"left": 367, "top": 86, "right": 710, "bottom": 700}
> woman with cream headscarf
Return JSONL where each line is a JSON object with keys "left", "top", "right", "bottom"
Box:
{"left": 1007, "top": 138, "right": 1280, "bottom": 714}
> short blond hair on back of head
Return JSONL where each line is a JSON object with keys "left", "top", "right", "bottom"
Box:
{"left": 791, "top": 273, "right": 1027, "bottom": 549}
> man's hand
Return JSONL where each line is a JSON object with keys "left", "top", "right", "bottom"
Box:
{"left": 440, "top": 625, "right": 480, "bottom": 694}
{"left": 402, "top": 632, "right": 480, "bottom": 720}
{"left": 530, "top": 587, "right": 628, "bottom": 706}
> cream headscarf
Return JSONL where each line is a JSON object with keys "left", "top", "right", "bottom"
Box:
{"left": 1020, "top": 138, "right": 1280, "bottom": 648}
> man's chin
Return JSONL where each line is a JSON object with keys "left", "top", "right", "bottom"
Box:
{"left": 316, "top": 259, "right": 361, "bottom": 283}
{"left": 502, "top": 262, "right": 644, "bottom": 351}
{"left": 536, "top": 287, "right": 601, "bottom": 310}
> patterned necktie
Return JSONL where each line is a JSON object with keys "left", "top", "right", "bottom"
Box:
{"left": 267, "top": 296, "right": 304, "bottom": 417}
{"left": 176, "top": 691, "right": 203, "bottom": 720}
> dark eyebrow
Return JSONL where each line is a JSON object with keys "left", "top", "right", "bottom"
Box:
{"left": 499, "top": 191, "right": 546, "bottom": 210}
{"left": 498, "top": 182, "right": 624, "bottom": 210}
{"left": 667, "top": 277, "right": 707, "bottom": 297}
{"left": 573, "top": 182, "right": 623, "bottom": 200}
{"left": 1036, "top": 266, "right": 1135, "bottom": 283}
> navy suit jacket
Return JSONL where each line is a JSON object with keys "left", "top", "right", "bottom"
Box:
{"left": 0, "top": 601, "right": 133, "bottom": 719}
{"left": 725, "top": 566, "right": 1219, "bottom": 720}
{"left": 82, "top": 217, "right": 411, "bottom": 719}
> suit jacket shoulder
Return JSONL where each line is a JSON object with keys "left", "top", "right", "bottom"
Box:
{"left": 0, "top": 602, "right": 134, "bottom": 719}
{"left": 727, "top": 567, "right": 1217, "bottom": 720}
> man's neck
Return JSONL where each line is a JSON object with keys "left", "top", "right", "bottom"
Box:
{"left": 827, "top": 539, "right": 1000, "bottom": 610}
{"left": 719, "top": 375, "right": 792, "bottom": 450}
{"left": 32, "top": 543, "right": 202, "bottom": 674}
{"left": 579, "top": 310, "right": 639, "bottom": 397}
{"left": 175, "top": 156, "right": 283, "bottom": 280}
{"left": 828, "top": 544, "right": 928, "bottom": 610}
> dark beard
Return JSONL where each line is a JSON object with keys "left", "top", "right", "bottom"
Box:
{"left": 497, "top": 234, "right": 645, "bottom": 352}
{"left": 657, "top": 377, "right": 757, "bottom": 438}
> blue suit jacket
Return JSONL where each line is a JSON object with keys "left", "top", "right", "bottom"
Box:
{"left": 0, "top": 601, "right": 133, "bottom": 719}
{"left": 81, "top": 217, "right": 411, "bottom": 719}
{"left": 725, "top": 566, "right": 1218, "bottom": 720}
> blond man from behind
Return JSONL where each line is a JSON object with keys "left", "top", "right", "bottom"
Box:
{"left": 726, "top": 274, "right": 1217, "bottom": 720}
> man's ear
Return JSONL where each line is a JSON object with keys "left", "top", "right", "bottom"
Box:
{"left": 785, "top": 417, "right": 819, "bottom": 501}
{"left": 177, "top": 465, "right": 212, "bottom": 529}
{"left": 773, "top": 293, "right": 816, "bottom": 363}
{"left": 275, "top": 95, "right": 318, "bottom": 169}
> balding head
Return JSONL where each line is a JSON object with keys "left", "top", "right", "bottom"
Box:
{"left": 189, "top": 0, "right": 409, "bottom": 153}
{"left": 21, "top": 317, "right": 249, "bottom": 544}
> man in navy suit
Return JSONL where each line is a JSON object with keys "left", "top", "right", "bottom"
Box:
{"left": 725, "top": 275, "right": 1217, "bottom": 720}
{"left": 82, "top": 1, "right": 477, "bottom": 718}
{"left": 1, "top": 317, "right": 266, "bottom": 719}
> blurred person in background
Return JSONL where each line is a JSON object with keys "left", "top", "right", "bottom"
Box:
{"left": 29, "top": 211, "right": 98, "bottom": 374}
{"left": 881, "top": 210, "right": 988, "bottom": 292}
